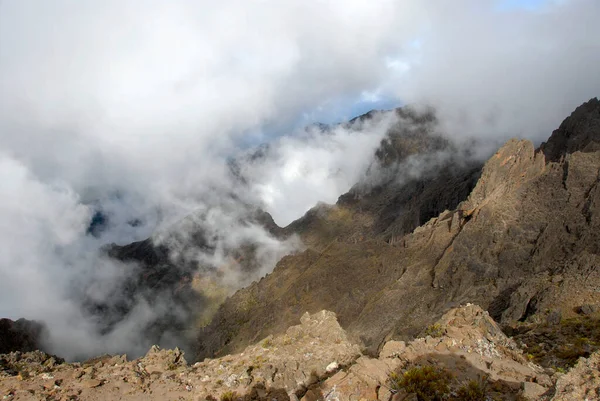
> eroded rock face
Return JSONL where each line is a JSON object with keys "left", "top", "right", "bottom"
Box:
{"left": 8, "top": 304, "right": 600, "bottom": 400}
{"left": 0, "top": 306, "right": 552, "bottom": 401}
{"left": 0, "top": 319, "right": 47, "bottom": 354}
{"left": 192, "top": 310, "right": 361, "bottom": 398}
{"left": 0, "top": 310, "right": 360, "bottom": 401}
{"left": 552, "top": 351, "right": 600, "bottom": 401}
{"left": 540, "top": 97, "right": 600, "bottom": 162}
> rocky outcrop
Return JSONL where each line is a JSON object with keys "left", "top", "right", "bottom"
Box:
{"left": 540, "top": 97, "right": 600, "bottom": 162}
{"left": 0, "top": 310, "right": 360, "bottom": 400}
{"left": 309, "top": 304, "right": 552, "bottom": 401}
{"left": 552, "top": 351, "right": 600, "bottom": 401}
{"left": 192, "top": 310, "right": 361, "bottom": 398}
{"left": 0, "top": 305, "right": 562, "bottom": 400}
{"left": 0, "top": 319, "right": 47, "bottom": 354}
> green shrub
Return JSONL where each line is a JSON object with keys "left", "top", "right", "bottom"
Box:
{"left": 220, "top": 391, "right": 238, "bottom": 401}
{"left": 424, "top": 324, "right": 444, "bottom": 338}
{"left": 452, "top": 379, "right": 487, "bottom": 401}
{"left": 389, "top": 365, "right": 452, "bottom": 401}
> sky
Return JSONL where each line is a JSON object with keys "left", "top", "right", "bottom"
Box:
{"left": 497, "top": 0, "right": 553, "bottom": 11}
{"left": 0, "top": 0, "right": 599, "bottom": 359}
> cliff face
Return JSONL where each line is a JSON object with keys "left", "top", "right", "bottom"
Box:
{"left": 194, "top": 99, "right": 600, "bottom": 361}
{"left": 0, "top": 319, "right": 47, "bottom": 355}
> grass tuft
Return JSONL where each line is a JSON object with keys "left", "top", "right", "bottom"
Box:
{"left": 452, "top": 378, "right": 488, "bottom": 401}
{"left": 220, "top": 391, "right": 238, "bottom": 401}
{"left": 389, "top": 365, "right": 452, "bottom": 401}
{"left": 423, "top": 324, "right": 444, "bottom": 338}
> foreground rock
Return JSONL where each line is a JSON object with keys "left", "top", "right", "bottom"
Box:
{"left": 0, "top": 310, "right": 360, "bottom": 401}
{"left": 312, "top": 304, "right": 553, "bottom": 401}
{"left": 552, "top": 351, "right": 600, "bottom": 401}
{"left": 3, "top": 305, "right": 588, "bottom": 400}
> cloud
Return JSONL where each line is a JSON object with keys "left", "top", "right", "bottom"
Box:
{"left": 0, "top": 0, "right": 598, "bottom": 359}
{"left": 394, "top": 0, "right": 600, "bottom": 144}
{"left": 239, "top": 113, "right": 397, "bottom": 225}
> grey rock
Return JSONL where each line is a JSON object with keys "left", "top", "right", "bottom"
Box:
{"left": 546, "top": 311, "right": 562, "bottom": 326}
{"left": 521, "top": 381, "right": 547, "bottom": 400}
{"left": 579, "top": 304, "right": 596, "bottom": 315}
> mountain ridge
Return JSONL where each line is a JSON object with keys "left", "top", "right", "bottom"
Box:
{"left": 193, "top": 98, "right": 600, "bottom": 361}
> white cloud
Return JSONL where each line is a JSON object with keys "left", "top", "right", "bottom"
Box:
{"left": 395, "top": 0, "right": 600, "bottom": 143}
{"left": 245, "top": 114, "right": 397, "bottom": 225}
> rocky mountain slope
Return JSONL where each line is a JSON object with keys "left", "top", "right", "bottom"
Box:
{"left": 3, "top": 304, "right": 586, "bottom": 401}
{"left": 194, "top": 98, "right": 600, "bottom": 362}
{"left": 64, "top": 105, "right": 481, "bottom": 358}
{"left": 2, "top": 99, "right": 600, "bottom": 400}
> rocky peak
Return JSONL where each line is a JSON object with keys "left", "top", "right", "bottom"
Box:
{"left": 459, "top": 138, "right": 545, "bottom": 216}
{"left": 540, "top": 97, "right": 600, "bottom": 162}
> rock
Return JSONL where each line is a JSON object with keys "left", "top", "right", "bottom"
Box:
{"left": 534, "top": 373, "right": 553, "bottom": 388}
{"left": 0, "top": 318, "right": 47, "bottom": 354}
{"left": 190, "top": 310, "right": 360, "bottom": 400}
{"left": 377, "top": 385, "right": 392, "bottom": 401}
{"left": 579, "top": 304, "right": 596, "bottom": 315}
{"left": 0, "top": 305, "right": 562, "bottom": 401}
{"left": 521, "top": 382, "right": 547, "bottom": 400}
{"left": 552, "top": 351, "right": 600, "bottom": 401}
{"left": 83, "top": 367, "right": 95, "bottom": 378}
{"left": 301, "top": 389, "right": 320, "bottom": 401}
{"left": 143, "top": 345, "right": 187, "bottom": 372}
{"left": 390, "top": 390, "right": 408, "bottom": 401}
{"left": 546, "top": 311, "right": 562, "bottom": 326}
{"left": 540, "top": 98, "right": 600, "bottom": 162}
{"left": 380, "top": 341, "right": 406, "bottom": 359}
{"left": 325, "top": 361, "right": 339, "bottom": 373}
{"left": 82, "top": 379, "right": 103, "bottom": 388}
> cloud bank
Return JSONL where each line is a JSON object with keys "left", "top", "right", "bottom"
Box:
{"left": 0, "top": 0, "right": 598, "bottom": 359}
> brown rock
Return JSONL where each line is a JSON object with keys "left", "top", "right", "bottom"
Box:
{"left": 82, "top": 379, "right": 103, "bottom": 388}
{"left": 552, "top": 351, "right": 600, "bottom": 401}
{"left": 546, "top": 310, "right": 562, "bottom": 326}
{"left": 521, "top": 381, "right": 547, "bottom": 400}
{"left": 380, "top": 341, "right": 406, "bottom": 359}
